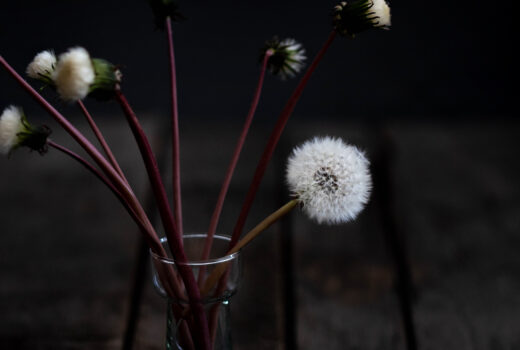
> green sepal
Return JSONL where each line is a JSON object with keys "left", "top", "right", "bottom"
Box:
{"left": 88, "top": 58, "right": 121, "bottom": 101}
{"left": 34, "top": 73, "right": 55, "bottom": 87}
{"left": 259, "top": 36, "right": 305, "bottom": 80}
{"left": 14, "top": 114, "right": 51, "bottom": 156}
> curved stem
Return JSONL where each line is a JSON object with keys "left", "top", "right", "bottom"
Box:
{"left": 166, "top": 17, "right": 184, "bottom": 237}
{"left": 197, "top": 50, "right": 273, "bottom": 284}
{"left": 115, "top": 89, "right": 180, "bottom": 248}
{"left": 229, "top": 30, "right": 337, "bottom": 248}
{"left": 114, "top": 89, "right": 210, "bottom": 350}
{"left": 49, "top": 143, "right": 189, "bottom": 330}
{"left": 77, "top": 100, "right": 128, "bottom": 183}
{"left": 0, "top": 55, "right": 193, "bottom": 338}
{"left": 47, "top": 141, "right": 184, "bottom": 295}
{"left": 48, "top": 142, "right": 187, "bottom": 322}
{"left": 0, "top": 56, "right": 151, "bottom": 242}
{"left": 47, "top": 140, "right": 157, "bottom": 244}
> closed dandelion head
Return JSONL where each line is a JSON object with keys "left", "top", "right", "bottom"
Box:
{"left": 53, "top": 47, "right": 121, "bottom": 102}
{"left": 286, "top": 136, "right": 372, "bottom": 224}
{"left": 0, "top": 106, "right": 51, "bottom": 156}
{"left": 26, "top": 50, "right": 57, "bottom": 85}
{"left": 260, "top": 37, "right": 306, "bottom": 80}
{"left": 148, "top": 0, "right": 186, "bottom": 30}
{"left": 333, "top": 0, "right": 391, "bottom": 37}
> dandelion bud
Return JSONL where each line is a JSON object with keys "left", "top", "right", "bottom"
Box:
{"left": 26, "top": 50, "right": 57, "bottom": 85}
{"left": 260, "top": 37, "right": 306, "bottom": 80}
{"left": 333, "top": 0, "right": 391, "bottom": 37}
{"left": 286, "top": 136, "right": 372, "bottom": 224}
{"left": 53, "top": 47, "right": 121, "bottom": 102}
{"left": 0, "top": 106, "right": 51, "bottom": 156}
{"left": 147, "top": 0, "right": 186, "bottom": 29}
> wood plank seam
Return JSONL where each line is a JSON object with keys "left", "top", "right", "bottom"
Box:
{"left": 276, "top": 138, "right": 297, "bottom": 350}
{"left": 374, "top": 128, "right": 418, "bottom": 350}
{"left": 122, "top": 121, "right": 171, "bottom": 350}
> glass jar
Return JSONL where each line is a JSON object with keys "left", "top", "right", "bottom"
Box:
{"left": 151, "top": 234, "right": 241, "bottom": 350}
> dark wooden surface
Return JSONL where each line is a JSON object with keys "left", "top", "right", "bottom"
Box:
{"left": 1, "top": 118, "right": 519, "bottom": 349}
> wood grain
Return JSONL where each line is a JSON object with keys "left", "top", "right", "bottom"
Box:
{"left": 391, "top": 122, "right": 520, "bottom": 350}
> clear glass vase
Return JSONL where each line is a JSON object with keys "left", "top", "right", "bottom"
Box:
{"left": 151, "top": 234, "right": 241, "bottom": 350}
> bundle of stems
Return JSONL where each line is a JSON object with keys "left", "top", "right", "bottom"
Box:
{"left": 0, "top": 15, "right": 337, "bottom": 350}
{"left": 1, "top": 0, "right": 395, "bottom": 346}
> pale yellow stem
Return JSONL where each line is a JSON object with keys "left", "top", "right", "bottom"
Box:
{"left": 201, "top": 199, "right": 299, "bottom": 296}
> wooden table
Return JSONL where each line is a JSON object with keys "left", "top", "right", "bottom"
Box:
{"left": 1, "top": 118, "right": 518, "bottom": 349}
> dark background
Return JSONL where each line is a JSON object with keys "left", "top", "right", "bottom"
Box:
{"left": 1, "top": 2, "right": 519, "bottom": 349}
{"left": 0, "top": 0, "right": 515, "bottom": 122}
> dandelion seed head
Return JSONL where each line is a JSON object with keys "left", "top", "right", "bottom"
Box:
{"left": 286, "top": 136, "right": 372, "bottom": 224}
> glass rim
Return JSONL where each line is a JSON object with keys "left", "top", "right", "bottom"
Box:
{"left": 150, "top": 233, "right": 240, "bottom": 266}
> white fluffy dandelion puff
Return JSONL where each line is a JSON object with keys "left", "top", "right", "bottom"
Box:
{"left": 333, "top": 0, "right": 391, "bottom": 37}
{"left": 286, "top": 136, "right": 372, "bottom": 224}
{"left": 53, "top": 47, "right": 95, "bottom": 101}
{"left": 0, "top": 106, "right": 24, "bottom": 155}
{"left": 260, "top": 37, "right": 307, "bottom": 80}
{"left": 0, "top": 106, "right": 51, "bottom": 156}
{"left": 26, "top": 50, "right": 57, "bottom": 83}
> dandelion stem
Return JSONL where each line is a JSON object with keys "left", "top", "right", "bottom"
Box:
{"left": 114, "top": 89, "right": 179, "bottom": 248}
{"left": 229, "top": 30, "right": 337, "bottom": 248}
{"left": 197, "top": 50, "right": 273, "bottom": 284}
{"left": 77, "top": 100, "right": 128, "bottom": 183}
{"left": 114, "top": 89, "right": 210, "bottom": 350}
{"left": 0, "top": 55, "right": 190, "bottom": 332}
{"left": 166, "top": 17, "right": 183, "bottom": 237}
{"left": 48, "top": 142, "right": 189, "bottom": 327}
{"left": 205, "top": 198, "right": 298, "bottom": 344}
{"left": 48, "top": 140, "right": 188, "bottom": 318}
{"left": 47, "top": 140, "right": 156, "bottom": 244}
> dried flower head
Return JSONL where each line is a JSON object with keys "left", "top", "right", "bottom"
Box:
{"left": 0, "top": 106, "right": 51, "bottom": 156}
{"left": 148, "top": 0, "right": 186, "bottom": 29}
{"left": 0, "top": 106, "right": 23, "bottom": 155}
{"left": 333, "top": 0, "right": 391, "bottom": 37}
{"left": 52, "top": 47, "right": 121, "bottom": 102}
{"left": 286, "top": 136, "right": 371, "bottom": 224}
{"left": 53, "top": 47, "right": 96, "bottom": 101}
{"left": 26, "top": 50, "right": 57, "bottom": 85}
{"left": 260, "top": 37, "right": 306, "bottom": 80}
